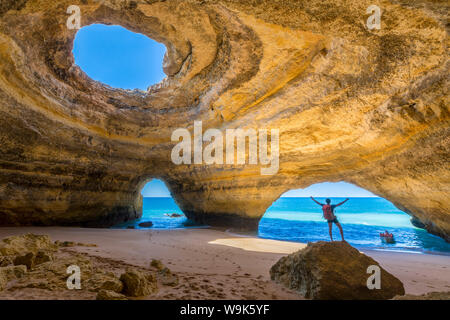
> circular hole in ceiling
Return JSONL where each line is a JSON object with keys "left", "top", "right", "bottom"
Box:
{"left": 73, "top": 24, "right": 167, "bottom": 91}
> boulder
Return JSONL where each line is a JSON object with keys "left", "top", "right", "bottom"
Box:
{"left": 150, "top": 259, "right": 164, "bottom": 271}
{"left": 150, "top": 260, "right": 179, "bottom": 286}
{"left": 410, "top": 217, "right": 426, "bottom": 229}
{"left": 13, "top": 250, "right": 53, "bottom": 270}
{"left": 165, "top": 213, "right": 183, "bottom": 218}
{"left": 270, "top": 241, "right": 405, "bottom": 300}
{"left": 100, "top": 278, "right": 123, "bottom": 293}
{"left": 96, "top": 289, "right": 128, "bottom": 300}
{"left": 86, "top": 272, "right": 123, "bottom": 293}
{"left": 120, "top": 269, "right": 157, "bottom": 297}
{"left": 138, "top": 222, "right": 153, "bottom": 228}
{"left": 158, "top": 267, "right": 179, "bottom": 287}
{"left": 13, "top": 252, "right": 35, "bottom": 270}
{"left": 34, "top": 250, "right": 53, "bottom": 265}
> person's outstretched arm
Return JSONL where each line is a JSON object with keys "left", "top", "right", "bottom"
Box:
{"left": 310, "top": 196, "right": 324, "bottom": 206}
{"left": 335, "top": 198, "right": 350, "bottom": 207}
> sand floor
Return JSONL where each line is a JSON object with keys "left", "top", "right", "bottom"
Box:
{"left": 0, "top": 227, "right": 449, "bottom": 299}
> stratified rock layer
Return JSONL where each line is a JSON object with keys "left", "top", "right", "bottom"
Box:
{"left": 0, "top": 1, "right": 448, "bottom": 239}
{"left": 270, "top": 241, "right": 405, "bottom": 300}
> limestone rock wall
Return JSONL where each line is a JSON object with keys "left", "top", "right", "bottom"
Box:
{"left": 0, "top": 1, "right": 448, "bottom": 240}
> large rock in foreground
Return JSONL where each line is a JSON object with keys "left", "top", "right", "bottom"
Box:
{"left": 270, "top": 241, "right": 405, "bottom": 300}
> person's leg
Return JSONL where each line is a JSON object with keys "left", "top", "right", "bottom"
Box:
{"left": 328, "top": 222, "right": 333, "bottom": 241}
{"left": 336, "top": 222, "right": 345, "bottom": 241}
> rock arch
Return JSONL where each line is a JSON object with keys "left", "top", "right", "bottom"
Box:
{"left": 0, "top": 0, "right": 448, "bottom": 241}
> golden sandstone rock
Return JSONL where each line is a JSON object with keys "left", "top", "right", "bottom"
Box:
{"left": 270, "top": 241, "right": 405, "bottom": 300}
{"left": 86, "top": 272, "right": 124, "bottom": 293}
{"left": 0, "top": 1, "right": 448, "bottom": 240}
{"left": 0, "top": 234, "right": 167, "bottom": 298}
{"left": 0, "top": 234, "right": 57, "bottom": 256}
{"left": 120, "top": 268, "right": 158, "bottom": 297}
{"left": 96, "top": 289, "right": 128, "bottom": 300}
{"left": 0, "top": 265, "right": 27, "bottom": 291}
{"left": 150, "top": 259, "right": 164, "bottom": 271}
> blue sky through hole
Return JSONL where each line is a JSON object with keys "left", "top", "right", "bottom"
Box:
{"left": 73, "top": 24, "right": 166, "bottom": 90}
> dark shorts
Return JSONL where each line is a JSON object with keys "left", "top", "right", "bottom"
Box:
{"left": 327, "top": 217, "right": 339, "bottom": 224}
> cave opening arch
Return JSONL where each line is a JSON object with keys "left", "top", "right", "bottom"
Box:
{"left": 258, "top": 182, "right": 450, "bottom": 253}
{"left": 114, "top": 178, "right": 191, "bottom": 229}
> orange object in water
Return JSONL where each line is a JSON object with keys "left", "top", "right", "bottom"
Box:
{"left": 380, "top": 232, "right": 395, "bottom": 243}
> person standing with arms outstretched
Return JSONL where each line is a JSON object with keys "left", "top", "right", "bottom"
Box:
{"left": 310, "top": 197, "right": 349, "bottom": 241}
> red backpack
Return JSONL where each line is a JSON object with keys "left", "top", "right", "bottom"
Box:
{"left": 322, "top": 204, "right": 334, "bottom": 220}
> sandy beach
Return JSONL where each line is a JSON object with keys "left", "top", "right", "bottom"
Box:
{"left": 0, "top": 227, "right": 449, "bottom": 300}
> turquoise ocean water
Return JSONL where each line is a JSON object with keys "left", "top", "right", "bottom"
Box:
{"left": 113, "top": 197, "right": 450, "bottom": 254}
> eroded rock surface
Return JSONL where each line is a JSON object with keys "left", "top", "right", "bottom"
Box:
{"left": 270, "top": 241, "right": 405, "bottom": 300}
{"left": 0, "top": 1, "right": 448, "bottom": 239}
{"left": 120, "top": 269, "right": 158, "bottom": 297}
{"left": 0, "top": 234, "right": 57, "bottom": 256}
{"left": 0, "top": 234, "right": 167, "bottom": 299}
